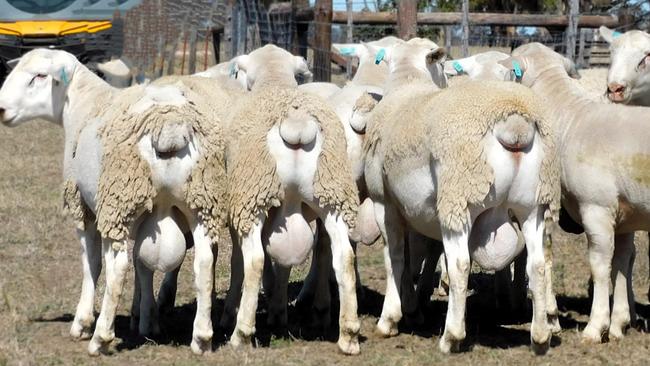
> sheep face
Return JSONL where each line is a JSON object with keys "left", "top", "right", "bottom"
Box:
{"left": 444, "top": 51, "right": 511, "bottom": 81}
{"left": 0, "top": 49, "right": 73, "bottom": 126}
{"left": 601, "top": 26, "right": 650, "bottom": 105}
{"left": 232, "top": 44, "right": 312, "bottom": 90}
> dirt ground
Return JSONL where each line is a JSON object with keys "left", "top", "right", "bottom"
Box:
{"left": 1, "top": 121, "right": 649, "bottom": 366}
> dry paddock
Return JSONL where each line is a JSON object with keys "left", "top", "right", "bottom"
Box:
{"left": 1, "top": 102, "right": 650, "bottom": 365}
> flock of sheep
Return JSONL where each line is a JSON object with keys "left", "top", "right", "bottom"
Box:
{"left": 0, "top": 24, "right": 648, "bottom": 358}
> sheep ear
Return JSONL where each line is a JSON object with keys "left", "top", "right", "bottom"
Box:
{"left": 599, "top": 26, "right": 617, "bottom": 43}
{"left": 426, "top": 47, "right": 447, "bottom": 65}
{"left": 443, "top": 59, "right": 466, "bottom": 76}
{"left": 48, "top": 54, "right": 75, "bottom": 86}
{"left": 293, "top": 55, "right": 313, "bottom": 80}
{"left": 561, "top": 56, "right": 581, "bottom": 79}
{"left": 497, "top": 56, "right": 527, "bottom": 81}
{"left": 233, "top": 55, "right": 250, "bottom": 73}
{"left": 333, "top": 43, "right": 360, "bottom": 57}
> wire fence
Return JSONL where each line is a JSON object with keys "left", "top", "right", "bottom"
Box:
{"left": 119, "top": 0, "right": 646, "bottom": 82}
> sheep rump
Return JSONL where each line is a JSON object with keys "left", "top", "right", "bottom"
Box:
{"left": 95, "top": 87, "right": 227, "bottom": 242}
{"left": 227, "top": 87, "right": 359, "bottom": 236}
{"left": 365, "top": 81, "right": 559, "bottom": 232}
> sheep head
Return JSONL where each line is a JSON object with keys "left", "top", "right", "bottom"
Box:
{"left": 600, "top": 26, "right": 650, "bottom": 105}
{"left": 443, "top": 51, "right": 511, "bottom": 81}
{"left": 0, "top": 48, "right": 77, "bottom": 126}
{"left": 231, "top": 44, "right": 312, "bottom": 91}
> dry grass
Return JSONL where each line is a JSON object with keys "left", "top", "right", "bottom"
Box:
{"left": 1, "top": 120, "right": 649, "bottom": 366}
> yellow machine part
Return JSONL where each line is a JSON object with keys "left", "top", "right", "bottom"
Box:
{"left": 0, "top": 20, "right": 112, "bottom": 37}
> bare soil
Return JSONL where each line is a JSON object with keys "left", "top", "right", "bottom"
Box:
{"left": 1, "top": 121, "right": 649, "bottom": 365}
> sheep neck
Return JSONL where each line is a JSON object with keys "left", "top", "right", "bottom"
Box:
{"left": 62, "top": 64, "right": 115, "bottom": 132}
{"left": 527, "top": 64, "right": 592, "bottom": 140}
{"left": 352, "top": 60, "right": 388, "bottom": 87}
{"left": 384, "top": 62, "right": 434, "bottom": 94}
{"left": 251, "top": 67, "right": 297, "bottom": 91}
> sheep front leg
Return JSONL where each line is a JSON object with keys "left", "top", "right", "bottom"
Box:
{"left": 322, "top": 211, "right": 360, "bottom": 355}
{"left": 580, "top": 204, "right": 615, "bottom": 343}
{"left": 267, "top": 263, "right": 291, "bottom": 329}
{"left": 230, "top": 218, "right": 265, "bottom": 348}
{"left": 609, "top": 233, "right": 636, "bottom": 340}
{"left": 221, "top": 227, "right": 243, "bottom": 330}
{"left": 88, "top": 239, "right": 129, "bottom": 356}
{"left": 543, "top": 217, "right": 561, "bottom": 334}
{"left": 158, "top": 267, "right": 180, "bottom": 316}
{"left": 519, "top": 206, "right": 550, "bottom": 355}
{"left": 190, "top": 222, "right": 214, "bottom": 355}
{"left": 439, "top": 224, "right": 471, "bottom": 354}
{"left": 135, "top": 258, "right": 160, "bottom": 337}
{"left": 375, "top": 202, "right": 405, "bottom": 338}
{"left": 71, "top": 224, "right": 102, "bottom": 340}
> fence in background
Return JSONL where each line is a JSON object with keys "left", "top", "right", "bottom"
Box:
{"left": 121, "top": 0, "right": 638, "bottom": 82}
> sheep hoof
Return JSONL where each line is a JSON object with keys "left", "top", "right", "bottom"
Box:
{"left": 191, "top": 337, "right": 212, "bottom": 355}
{"left": 70, "top": 324, "right": 93, "bottom": 340}
{"left": 438, "top": 334, "right": 462, "bottom": 354}
{"left": 229, "top": 328, "right": 253, "bottom": 348}
{"left": 87, "top": 337, "right": 110, "bottom": 356}
{"left": 608, "top": 326, "right": 626, "bottom": 341}
{"left": 337, "top": 332, "right": 360, "bottom": 355}
{"left": 376, "top": 318, "right": 398, "bottom": 338}
{"left": 531, "top": 337, "right": 550, "bottom": 355}
{"left": 581, "top": 324, "right": 605, "bottom": 343}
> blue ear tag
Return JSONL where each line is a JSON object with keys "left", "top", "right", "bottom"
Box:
{"left": 512, "top": 60, "right": 523, "bottom": 81}
{"left": 374, "top": 48, "right": 386, "bottom": 65}
{"left": 340, "top": 47, "right": 356, "bottom": 56}
{"left": 452, "top": 61, "right": 463, "bottom": 73}
{"left": 60, "top": 68, "right": 69, "bottom": 86}
{"left": 613, "top": 31, "right": 623, "bottom": 38}
{"left": 229, "top": 62, "right": 238, "bottom": 78}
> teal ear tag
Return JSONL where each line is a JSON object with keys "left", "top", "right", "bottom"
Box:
{"left": 452, "top": 61, "right": 463, "bottom": 73}
{"left": 613, "top": 31, "right": 623, "bottom": 38}
{"left": 512, "top": 60, "right": 523, "bottom": 80}
{"left": 60, "top": 68, "right": 69, "bottom": 86}
{"left": 229, "top": 62, "right": 238, "bottom": 78}
{"left": 374, "top": 48, "right": 386, "bottom": 65}
{"left": 340, "top": 47, "right": 355, "bottom": 56}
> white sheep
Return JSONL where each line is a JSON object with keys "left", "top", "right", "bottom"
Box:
{"left": 193, "top": 60, "right": 249, "bottom": 90}
{"left": 444, "top": 50, "right": 511, "bottom": 81}
{"left": 364, "top": 41, "right": 559, "bottom": 354}
{"left": 218, "top": 44, "right": 361, "bottom": 355}
{"left": 96, "top": 58, "right": 134, "bottom": 88}
{"left": 599, "top": 26, "right": 650, "bottom": 105}
{"left": 86, "top": 79, "right": 228, "bottom": 356}
{"left": 502, "top": 43, "right": 647, "bottom": 343}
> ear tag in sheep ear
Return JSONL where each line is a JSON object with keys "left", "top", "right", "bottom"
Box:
{"left": 375, "top": 48, "right": 386, "bottom": 65}
{"left": 229, "top": 62, "right": 238, "bottom": 78}
{"left": 340, "top": 47, "right": 356, "bottom": 56}
{"left": 512, "top": 60, "right": 523, "bottom": 82}
{"left": 613, "top": 31, "right": 623, "bottom": 38}
{"left": 60, "top": 68, "right": 70, "bottom": 86}
{"left": 452, "top": 61, "right": 463, "bottom": 74}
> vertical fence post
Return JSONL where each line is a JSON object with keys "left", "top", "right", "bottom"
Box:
{"left": 167, "top": 37, "right": 179, "bottom": 75}
{"left": 397, "top": 0, "right": 417, "bottom": 40}
{"left": 577, "top": 28, "right": 586, "bottom": 68}
{"left": 566, "top": 0, "right": 579, "bottom": 61}
{"left": 444, "top": 25, "right": 452, "bottom": 54}
{"left": 180, "top": 29, "right": 188, "bottom": 74}
{"left": 188, "top": 27, "right": 198, "bottom": 75}
{"left": 314, "top": 0, "right": 332, "bottom": 82}
{"left": 461, "top": 0, "right": 469, "bottom": 57}
{"left": 346, "top": 0, "right": 353, "bottom": 79}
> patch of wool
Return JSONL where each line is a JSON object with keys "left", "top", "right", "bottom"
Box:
{"left": 365, "top": 80, "right": 560, "bottom": 232}
{"left": 226, "top": 87, "right": 359, "bottom": 236}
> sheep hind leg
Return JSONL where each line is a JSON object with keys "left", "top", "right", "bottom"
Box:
{"left": 88, "top": 239, "right": 129, "bottom": 356}
{"left": 543, "top": 216, "right": 561, "bottom": 334}
{"left": 230, "top": 217, "right": 265, "bottom": 348}
{"left": 70, "top": 224, "right": 101, "bottom": 340}
{"left": 609, "top": 233, "right": 636, "bottom": 340}
{"left": 375, "top": 202, "right": 405, "bottom": 338}
{"left": 517, "top": 206, "right": 550, "bottom": 355}
{"left": 580, "top": 204, "right": 615, "bottom": 343}
{"left": 321, "top": 209, "right": 360, "bottom": 355}
{"left": 157, "top": 267, "right": 180, "bottom": 316}
{"left": 439, "top": 224, "right": 471, "bottom": 354}
{"left": 190, "top": 221, "right": 214, "bottom": 355}
{"left": 135, "top": 259, "right": 160, "bottom": 338}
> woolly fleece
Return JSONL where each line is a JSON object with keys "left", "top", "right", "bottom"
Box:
{"left": 226, "top": 87, "right": 359, "bottom": 236}
{"left": 96, "top": 83, "right": 228, "bottom": 242}
{"left": 364, "top": 80, "right": 560, "bottom": 232}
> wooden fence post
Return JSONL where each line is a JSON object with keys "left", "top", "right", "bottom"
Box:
{"left": 188, "top": 27, "right": 198, "bottom": 75}
{"left": 346, "top": 0, "right": 353, "bottom": 79}
{"left": 566, "top": 0, "right": 579, "bottom": 61}
{"left": 314, "top": 0, "right": 332, "bottom": 82}
{"left": 166, "top": 37, "right": 179, "bottom": 75}
{"left": 461, "top": 0, "right": 469, "bottom": 57}
{"left": 445, "top": 25, "right": 452, "bottom": 54}
{"left": 397, "top": 0, "right": 417, "bottom": 40}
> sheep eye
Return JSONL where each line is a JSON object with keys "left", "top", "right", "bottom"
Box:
{"left": 29, "top": 74, "right": 47, "bottom": 85}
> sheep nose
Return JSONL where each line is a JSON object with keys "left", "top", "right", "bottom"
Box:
{"left": 607, "top": 83, "right": 625, "bottom": 94}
